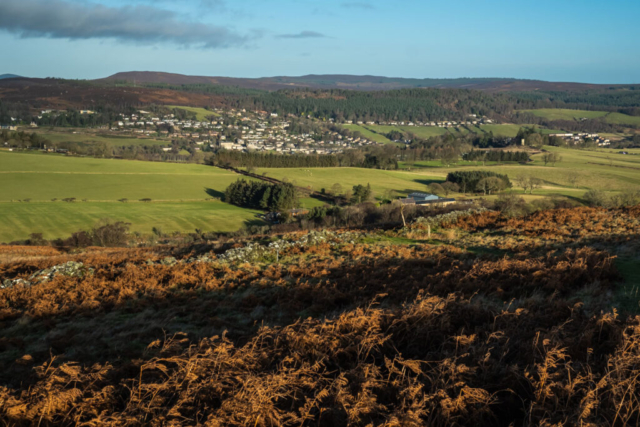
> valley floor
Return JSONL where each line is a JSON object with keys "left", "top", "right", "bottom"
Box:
{"left": 1, "top": 145, "right": 639, "bottom": 242}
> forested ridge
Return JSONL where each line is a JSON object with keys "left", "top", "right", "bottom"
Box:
{"left": 3, "top": 78, "right": 640, "bottom": 126}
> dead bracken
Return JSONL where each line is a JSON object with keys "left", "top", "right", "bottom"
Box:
{"left": 0, "top": 205, "right": 638, "bottom": 426}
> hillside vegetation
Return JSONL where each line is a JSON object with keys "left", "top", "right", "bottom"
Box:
{"left": 0, "top": 205, "right": 639, "bottom": 425}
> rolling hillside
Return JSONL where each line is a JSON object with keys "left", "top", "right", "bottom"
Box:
{"left": 0, "top": 152, "right": 264, "bottom": 241}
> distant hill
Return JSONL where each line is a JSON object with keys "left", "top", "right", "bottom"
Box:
{"left": 0, "top": 74, "right": 22, "bottom": 80}
{"left": 100, "top": 71, "right": 621, "bottom": 92}
{"left": 2, "top": 72, "right": 639, "bottom": 114}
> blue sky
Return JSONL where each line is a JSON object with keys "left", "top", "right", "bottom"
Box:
{"left": 0, "top": 0, "right": 638, "bottom": 83}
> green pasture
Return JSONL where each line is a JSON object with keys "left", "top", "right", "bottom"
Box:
{"left": 343, "top": 123, "right": 566, "bottom": 142}
{"left": 0, "top": 151, "right": 245, "bottom": 202}
{"left": 0, "top": 151, "right": 264, "bottom": 241}
{"left": 0, "top": 201, "right": 263, "bottom": 242}
{"left": 35, "top": 130, "right": 169, "bottom": 147}
{"left": 522, "top": 108, "right": 640, "bottom": 127}
{"left": 341, "top": 124, "right": 395, "bottom": 144}
{"left": 258, "top": 146, "right": 640, "bottom": 203}
{"left": 167, "top": 106, "right": 219, "bottom": 121}
{"left": 2, "top": 145, "right": 639, "bottom": 242}
{"left": 258, "top": 167, "right": 440, "bottom": 198}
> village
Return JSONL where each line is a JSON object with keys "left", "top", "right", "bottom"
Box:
{"left": 32, "top": 107, "right": 389, "bottom": 155}
{"left": 548, "top": 132, "right": 611, "bottom": 146}
{"left": 344, "top": 113, "right": 493, "bottom": 128}
{"left": 3, "top": 107, "right": 616, "bottom": 156}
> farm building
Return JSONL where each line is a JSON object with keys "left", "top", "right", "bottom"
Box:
{"left": 408, "top": 192, "right": 440, "bottom": 203}
{"left": 405, "top": 192, "right": 457, "bottom": 208}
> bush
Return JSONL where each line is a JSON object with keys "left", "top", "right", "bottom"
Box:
{"left": 583, "top": 189, "right": 610, "bottom": 207}
{"left": 91, "top": 220, "right": 130, "bottom": 247}
{"left": 611, "top": 190, "right": 640, "bottom": 207}
{"left": 494, "top": 193, "right": 529, "bottom": 217}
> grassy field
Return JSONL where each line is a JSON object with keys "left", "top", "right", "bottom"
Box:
{"left": 34, "top": 130, "right": 169, "bottom": 147}
{"left": 341, "top": 124, "right": 396, "bottom": 144}
{"left": 167, "top": 106, "right": 219, "bottom": 121}
{"left": 0, "top": 152, "right": 263, "bottom": 241}
{"left": 258, "top": 166, "right": 442, "bottom": 198}
{"left": 523, "top": 108, "right": 640, "bottom": 127}
{"left": 343, "top": 123, "right": 565, "bottom": 142}
{"left": 0, "top": 201, "right": 263, "bottom": 242}
{"left": 3, "top": 145, "right": 639, "bottom": 242}
{"left": 258, "top": 146, "right": 640, "bottom": 202}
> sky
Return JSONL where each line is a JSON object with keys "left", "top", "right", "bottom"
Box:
{"left": 0, "top": 0, "right": 639, "bottom": 83}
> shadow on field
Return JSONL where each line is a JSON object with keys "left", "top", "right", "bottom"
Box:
{"left": 204, "top": 187, "right": 225, "bottom": 199}
{"left": 410, "top": 178, "right": 444, "bottom": 188}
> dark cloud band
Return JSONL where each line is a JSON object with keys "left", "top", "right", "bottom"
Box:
{"left": 0, "top": 0, "right": 249, "bottom": 48}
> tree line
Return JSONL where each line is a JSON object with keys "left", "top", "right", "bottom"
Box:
{"left": 463, "top": 150, "right": 530, "bottom": 163}
{"left": 212, "top": 149, "right": 398, "bottom": 170}
{"left": 0, "top": 130, "right": 50, "bottom": 148}
{"left": 446, "top": 171, "right": 512, "bottom": 194}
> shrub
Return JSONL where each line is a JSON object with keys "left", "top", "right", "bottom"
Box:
{"left": 494, "top": 193, "right": 529, "bottom": 217}
{"left": 583, "top": 189, "right": 610, "bottom": 207}
{"left": 91, "top": 220, "right": 130, "bottom": 247}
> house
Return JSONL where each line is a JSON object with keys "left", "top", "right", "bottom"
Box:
{"left": 408, "top": 192, "right": 439, "bottom": 202}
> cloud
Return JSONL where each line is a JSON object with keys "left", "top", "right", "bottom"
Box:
{"left": 341, "top": 2, "right": 375, "bottom": 9}
{"left": 277, "top": 31, "right": 327, "bottom": 39}
{"left": 0, "top": 0, "right": 251, "bottom": 49}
